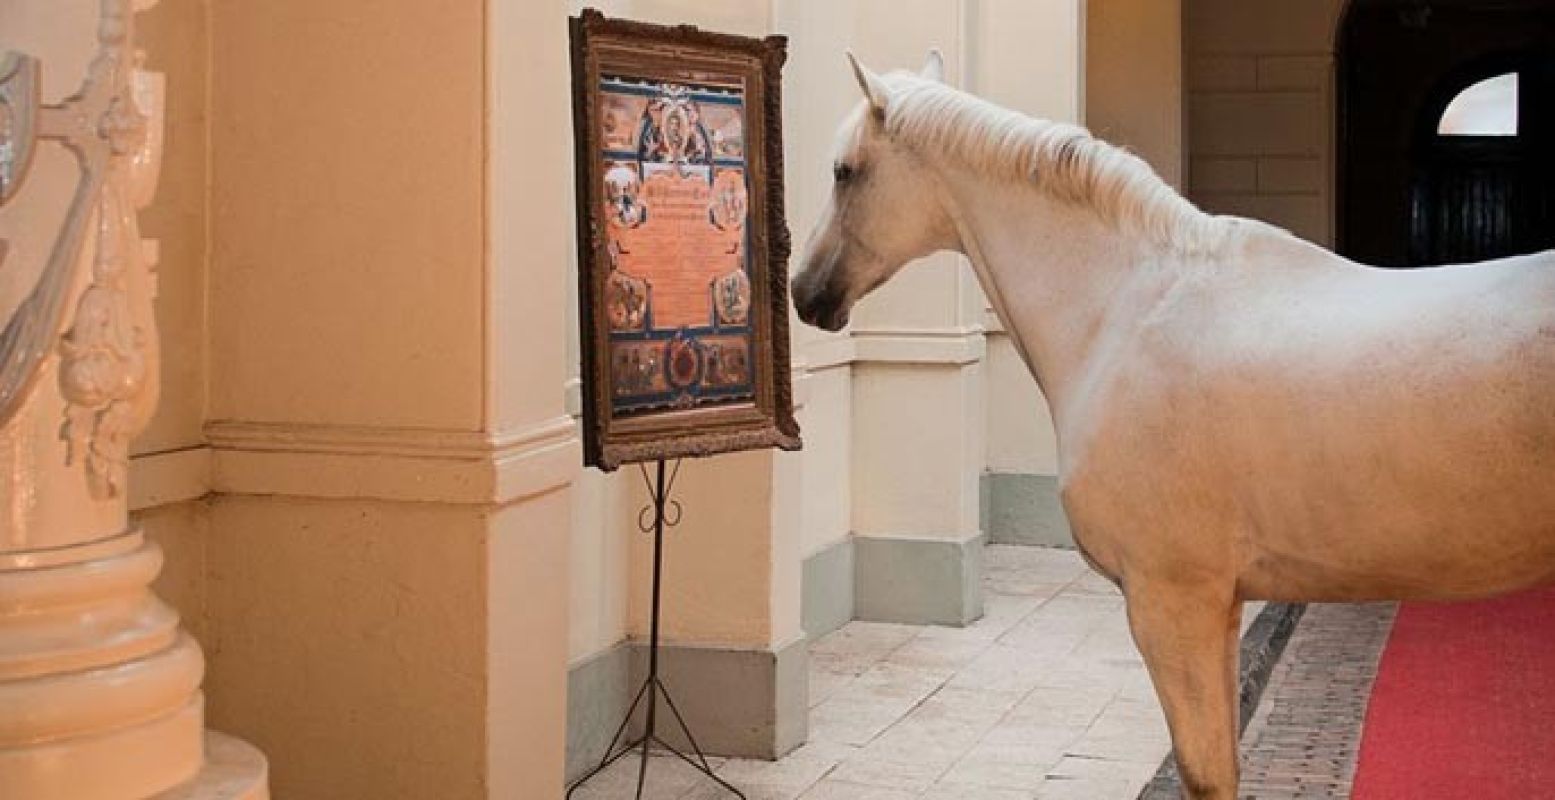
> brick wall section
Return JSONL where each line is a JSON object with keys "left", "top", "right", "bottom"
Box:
{"left": 1237, "top": 602, "right": 1398, "bottom": 799}
{"left": 1183, "top": 0, "right": 1348, "bottom": 247}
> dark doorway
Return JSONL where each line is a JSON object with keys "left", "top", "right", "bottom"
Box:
{"left": 1338, "top": 0, "right": 1555, "bottom": 267}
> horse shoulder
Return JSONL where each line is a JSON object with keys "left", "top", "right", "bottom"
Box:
{"left": 1052, "top": 289, "right": 1246, "bottom": 577}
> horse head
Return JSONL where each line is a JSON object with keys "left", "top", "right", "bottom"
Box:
{"left": 790, "top": 50, "right": 959, "bottom": 332}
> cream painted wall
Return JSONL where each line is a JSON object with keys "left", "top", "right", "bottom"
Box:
{"left": 568, "top": 469, "right": 629, "bottom": 659}
{"left": 1184, "top": 0, "right": 1348, "bottom": 246}
{"left": 589, "top": 0, "right": 772, "bottom": 36}
{"left": 1087, "top": 0, "right": 1184, "bottom": 188}
{"left": 490, "top": 0, "right": 579, "bottom": 434}
{"left": 625, "top": 451, "right": 779, "bottom": 645}
{"left": 853, "top": 363, "right": 984, "bottom": 538}
{"left": 971, "top": 0, "right": 1086, "bottom": 123}
{"left": 136, "top": 0, "right": 210, "bottom": 455}
{"left": 204, "top": 497, "right": 489, "bottom": 799}
{"left": 486, "top": 2, "right": 580, "bottom": 794}
{"left": 488, "top": 489, "right": 574, "bottom": 799}
{"left": 208, "top": 1, "right": 486, "bottom": 430}
{"left": 133, "top": 0, "right": 216, "bottom": 687}
{"left": 772, "top": 0, "right": 858, "bottom": 562}
{"left": 793, "top": 367, "right": 851, "bottom": 556}
{"left": 975, "top": 0, "right": 1086, "bottom": 479}
{"left": 140, "top": 501, "right": 211, "bottom": 646}
{"left": 985, "top": 342, "right": 1058, "bottom": 475}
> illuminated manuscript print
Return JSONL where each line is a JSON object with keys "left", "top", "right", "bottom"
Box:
{"left": 599, "top": 75, "right": 756, "bottom": 415}
{"left": 570, "top": 10, "right": 799, "bottom": 470}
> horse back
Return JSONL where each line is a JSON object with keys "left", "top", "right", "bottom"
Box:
{"left": 1069, "top": 236, "right": 1555, "bottom": 602}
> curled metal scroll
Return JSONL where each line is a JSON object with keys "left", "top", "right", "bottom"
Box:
{"left": 637, "top": 459, "right": 684, "bottom": 533}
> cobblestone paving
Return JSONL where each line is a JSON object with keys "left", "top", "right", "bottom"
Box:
{"left": 574, "top": 546, "right": 1267, "bottom": 800}
{"left": 1236, "top": 603, "right": 1397, "bottom": 800}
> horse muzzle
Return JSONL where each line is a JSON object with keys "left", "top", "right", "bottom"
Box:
{"left": 791, "top": 271, "right": 850, "bottom": 332}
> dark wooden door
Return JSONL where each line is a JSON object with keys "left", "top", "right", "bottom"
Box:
{"left": 1338, "top": 0, "right": 1555, "bottom": 267}
{"left": 1409, "top": 56, "right": 1555, "bottom": 264}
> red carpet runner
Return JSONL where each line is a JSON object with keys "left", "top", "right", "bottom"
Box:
{"left": 1351, "top": 587, "right": 1555, "bottom": 799}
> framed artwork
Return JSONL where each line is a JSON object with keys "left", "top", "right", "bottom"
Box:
{"left": 570, "top": 9, "right": 801, "bottom": 471}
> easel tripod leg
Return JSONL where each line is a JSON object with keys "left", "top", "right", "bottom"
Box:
{"left": 563, "top": 459, "right": 744, "bottom": 798}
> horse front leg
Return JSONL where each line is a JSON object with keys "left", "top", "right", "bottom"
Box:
{"left": 1124, "top": 580, "right": 1242, "bottom": 800}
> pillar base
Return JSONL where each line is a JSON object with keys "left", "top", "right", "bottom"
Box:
{"left": 855, "top": 532, "right": 986, "bottom": 627}
{"left": 154, "top": 732, "right": 270, "bottom": 800}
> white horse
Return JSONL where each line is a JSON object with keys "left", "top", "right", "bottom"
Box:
{"left": 791, "top": 51, "right": 1555, "bottom": 799}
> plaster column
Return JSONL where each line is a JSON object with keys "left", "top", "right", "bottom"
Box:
{"left": 974, "top": 0, "right": 1087, "bottom": 550}
{"left": 202, "top": 0, "right": 578, "bottom": 797}
{"left": 488, "top": 0, "right": 584, "bottom": 793}
{"left": 0, "top": 2, "right": 266, "bottom": 798}
{"left": 773, "top": 0, "right": 864, "bottom": 640}
{"left": 819, "top": 0, "right": 992, "bottom": 628}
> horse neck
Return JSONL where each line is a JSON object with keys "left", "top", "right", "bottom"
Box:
{"left": 937, "top": 168, "right": 1180, "bottom": 420}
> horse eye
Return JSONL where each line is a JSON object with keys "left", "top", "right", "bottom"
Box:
{"left": 833, "top": 163, "right": 856, "bottom": 183}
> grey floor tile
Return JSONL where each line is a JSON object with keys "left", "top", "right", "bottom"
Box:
{"left": 696, "top": 546, "right": 1179, "bottom": 800}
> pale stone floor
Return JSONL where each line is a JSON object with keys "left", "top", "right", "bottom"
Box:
{"left": 576, "top": 545, "right": 1261, "bottom": 800}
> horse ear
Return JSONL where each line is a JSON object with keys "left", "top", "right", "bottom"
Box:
{"left": 921, "top": 49, "right": 946, "bottom": 82}
{"left": 846, "top": 51, "right": 890, "bottom": 118}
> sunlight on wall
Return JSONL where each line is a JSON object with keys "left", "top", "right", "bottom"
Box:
{"left": 1438, "top": 73, "right": 1518, "bottom": 136}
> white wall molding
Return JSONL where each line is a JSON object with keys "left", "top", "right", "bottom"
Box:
{"left": 851, "top": 326, "right": 986, "bottom": 366}
{"left": 796, "top": 327, "right": 988, "bottom": 372}
{"left": 801, "top": 335, "right": 856, "bottom": 372}
{"left": 204, "top": 416, "right": 579, "bottom": 505}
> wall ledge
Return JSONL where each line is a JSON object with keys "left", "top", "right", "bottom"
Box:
{"left": 800, "top": 335, "right": 856, "bottom": 371}
{"left": 204, "top": 417, "right": 579, "bottom": 505}
{"left": 129, "top": 447, "right": 213, "bottom": 512}
{"left": 854, "top": 327, "right": 986, "bottom": 366}
{"left": 798, "top": 325, "right": 989, "bottom": 371}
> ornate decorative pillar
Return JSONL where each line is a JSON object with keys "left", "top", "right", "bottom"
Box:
{"left": 0, "top": 1, "right": 266, "bottom": 797}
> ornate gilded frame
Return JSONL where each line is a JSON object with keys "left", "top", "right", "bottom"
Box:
{"left": 570, "top": 9, "right": 800, "bottom": 471}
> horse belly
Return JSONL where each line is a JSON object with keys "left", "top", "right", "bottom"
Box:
{"left": 1232, "top": 422, "right": 1555, "bottom": 603}
{"left": 1239, "top": 512, "right": 1555, "bottom": 603}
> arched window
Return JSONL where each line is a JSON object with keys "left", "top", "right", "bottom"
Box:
{"left": 1437, "top": 73, "right": 1519, "bottom": 136}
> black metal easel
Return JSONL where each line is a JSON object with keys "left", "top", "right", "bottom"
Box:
{"left": 566, "top": 459, "right": 746, "bottom": 800}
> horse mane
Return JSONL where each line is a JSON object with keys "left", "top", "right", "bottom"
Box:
{"left": 880, "top": 73, "right": 1238, "bottom": 256}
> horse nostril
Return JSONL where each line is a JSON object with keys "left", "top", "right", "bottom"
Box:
{"left": 791, "top": 275, "right": 815, "bottom": 311}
